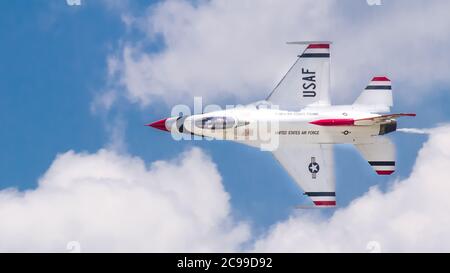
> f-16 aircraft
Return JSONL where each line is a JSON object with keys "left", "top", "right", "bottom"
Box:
{"left": 147, "top": 41, "right": 415, "bottom": 208}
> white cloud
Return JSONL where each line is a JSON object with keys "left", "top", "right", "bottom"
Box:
{"left": 2, "top": 124, "right": 450, "bottom": 252}
{"left": 252, "top": 125, "right": 450, "bottom": 252}
{"left": 91, "top": 56, "right": 122, "bottom": 113}
{"left": 112, "top": 0, "right": 335, "bottom": 106}
{"left": 102, "top": 0, "right": 450, "bottom": 107}
{"left": 0, "top": 148, "right": 249, "bottom": 252}
{"left": 91, "top": 90, "right": 117, "bottom": 113}
{"left": 4, "top": 0, "right": 449, "bottom": 253}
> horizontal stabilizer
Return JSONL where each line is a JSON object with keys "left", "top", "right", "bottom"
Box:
{"left": 354, "top": 136, "right": 396, "bottom": 175}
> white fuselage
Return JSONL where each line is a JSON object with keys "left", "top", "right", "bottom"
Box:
{"left": 144, "top": 41, "right": 416, "bottom": 207}
{"left": 168, "top": 104, "right": 392, "bottom": 150}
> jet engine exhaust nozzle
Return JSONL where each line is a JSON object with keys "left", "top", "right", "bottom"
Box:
{"left": 379, "top": 120, "right": 397, "bottom": 135}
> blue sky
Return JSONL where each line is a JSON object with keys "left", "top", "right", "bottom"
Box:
{"left": 1, "top": 0, "right": 450, "bottom": 247}
{"left": 0, "top": 1, "right": 121, "bottom": 189}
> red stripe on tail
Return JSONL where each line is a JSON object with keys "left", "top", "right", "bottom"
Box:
{"left": 313, "top": 201, "right": 336, "bottom": 206}
{"left": 372, "top": 76, "right": 390, "bottom": 82}
{"left": 307, "top": 44, "right": 330, "bottom": 49}
{"left": 376, "top": 170, "right": 395, "bottom": 175}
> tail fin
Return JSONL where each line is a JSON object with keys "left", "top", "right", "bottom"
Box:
{"left": 354, "top": 136, "right": 396, "bottom": 176}
{"left": 353, "top": 76, "right": 393, "bottom": 113}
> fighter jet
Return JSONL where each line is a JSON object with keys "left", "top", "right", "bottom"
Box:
{"left": 147, "top": 41, "right": 415, "bottom": 208}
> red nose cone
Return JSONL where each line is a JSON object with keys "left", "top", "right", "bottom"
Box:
{"left": 146, "top": 118, "right": 168, "bottom": 132}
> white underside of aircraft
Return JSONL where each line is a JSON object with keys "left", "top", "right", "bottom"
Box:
{"left": 147, "top": 41, "right": 415, "bottom": 208}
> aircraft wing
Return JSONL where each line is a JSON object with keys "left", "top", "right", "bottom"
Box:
{"left": 272, "top": 143, "right": 336, "bottom": 207}
{"left": 267, "top": 41, "right": 331, "bottom": 110}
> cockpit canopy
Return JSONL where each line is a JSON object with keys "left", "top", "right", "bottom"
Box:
{"left": 195, "top": 116, "right": 236, "bottom": 130}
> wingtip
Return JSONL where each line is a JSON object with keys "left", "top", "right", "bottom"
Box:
{"left": 396, "top": 113, "right": 417, "bottom": 117}
{"left": 372, "top": 76, "right": 391, "bottom": 82}
{"left": 286, "top": 40, "right": 333, "bottom": 45}
{"left": 313, "top": 201, "right": 337, "bottom": 207}
{"left": 376, "top": 170, "right": 395, "bottom": 175}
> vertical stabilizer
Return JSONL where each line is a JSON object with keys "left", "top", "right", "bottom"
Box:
{"left": 353, "top": 76, "right": 393, "bottom": 112}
